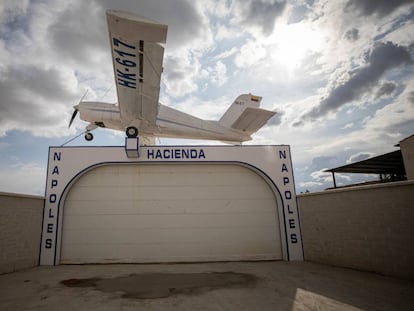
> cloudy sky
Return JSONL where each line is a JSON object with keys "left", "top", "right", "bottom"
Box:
{"left": 0, "top": 0, "right": 413, "bottom": 195}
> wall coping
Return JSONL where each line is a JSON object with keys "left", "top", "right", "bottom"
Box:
{"left": 297, "top": 180, "right": 414, "bottom": 198}
{"left": 0, "top": 192, "right": 45, "bottom": 200}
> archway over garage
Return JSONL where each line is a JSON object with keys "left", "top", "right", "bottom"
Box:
{"left": 60, "top": 163, "right": 282, "bottom": 264}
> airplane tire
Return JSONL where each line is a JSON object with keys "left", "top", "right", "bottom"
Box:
{"left": 126, "top": 126, "right": 138, "bottom": 138}
{"left": 85, "top": 132, "right": 94, "bottom": 141}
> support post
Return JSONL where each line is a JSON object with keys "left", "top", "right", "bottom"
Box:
{"left": 332, "top": 172, "right": 337, "bottom": 188}
{"left": 125, "top": 137, "right": 140, "bottom": 158}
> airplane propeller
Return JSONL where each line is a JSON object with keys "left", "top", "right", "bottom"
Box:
{"left": 68, "top": 90, "right": 88, "bottom": 128}
{"left": 68, "top": 107, "right": 78, "bottom": 128}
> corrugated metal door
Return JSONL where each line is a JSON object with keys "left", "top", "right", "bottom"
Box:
{"left": 61, "top": 164, "right": 281, "bottom": 263}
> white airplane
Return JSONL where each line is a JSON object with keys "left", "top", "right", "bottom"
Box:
{"left": 69, "top": 10, "right": 276, "bottom": 144}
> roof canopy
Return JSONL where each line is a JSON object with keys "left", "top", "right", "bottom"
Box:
{"left": 325, "top": 150, "right": 406, "bottom": 175}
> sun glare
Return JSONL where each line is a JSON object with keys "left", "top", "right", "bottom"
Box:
{"left": 270, "top": 23, "right": 326, "bottom": 72}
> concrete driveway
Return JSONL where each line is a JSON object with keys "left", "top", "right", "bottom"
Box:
{"left": 1, "top": 261, "right": 413, "bottom": 310}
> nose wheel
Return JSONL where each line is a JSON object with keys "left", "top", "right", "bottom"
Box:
{"left": 85, "top": 132, "right": 93, "bottom": 141}
{"left": 126, "top": 126, "right": 139, "bottom": 138}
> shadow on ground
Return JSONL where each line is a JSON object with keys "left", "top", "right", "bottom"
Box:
{"left": 61, "top": 272, "right": 257, "bottom": 299}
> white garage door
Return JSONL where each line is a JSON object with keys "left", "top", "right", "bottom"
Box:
{"left": 61, "top": 164, "right": 282, "bottom": 263}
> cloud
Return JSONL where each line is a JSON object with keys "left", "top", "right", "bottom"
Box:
{"left": 0, "top": 1, "right": 111, "bottom": 137}
{"left": 0, "top": 0, "right": 29, "bottom": 16}
{"left": 0, "top": 0, "right": 213, "bottom": 135}
{"left": 172, "top": 95, "right": 228, "bottom": 120}
{"left": 163, "top": 51, "right": 201, "bottom": 98}
{"left": 302, "top": 41, "right": 412, "bottom": 121}
{"left": 0, "top": 161, "right": 45, "bottom": 195}
{"left": 47, "top": 2, "right": 108, "bottom": 66}
{"left": 363, "top": 80, "right": 414, "bottom": 135}
{"left": 0, "top": 64, "right": 78, "bottom": 136}
{"left": 375, "top": 82, "right": 397, "bottom": 99}
{"left": 409, "top": 90, "right": 414, "bottom": 103}
{"left": 299, "top": 80, "right": 414, "bottom": 162}
{"left": 346, "top": 152, "right": 375, "bottom": 164}
{"left": 234, "top": 39, "right": 267, "bottom": 67}
{"left": 341, "top": 122, "right": 354, "bottom": 129}
{"left": 308, "top": 156, "right": 338, "bottom": 171}
{"left": 213, "top": 47, "right": 238, "bottom": 60}
{"left": 0, "top": 1, "right": 30, "bottom": 40}
{"left": 232, "top": 0, "right": 287, "bottom": 36}
{"left": 345, "top": 0, "right": 413, "bottom": 17}
{"left": 310, "top": 169, "right": 332, "bottom": 183}
{"left": 344, "top": 28, "right": 359, "bottom": 41}
{"left": 206, "top": 61, "right": 228, "bottom": 86}
{"left": 267, "top": 111, "right": 284, "bottom": 126}
{"left": 0, "top": 0, "right": 412, "bottom": 197}
{"left": 298, "top": 181, "right": 323, "bottom": 190}
{"left": 2, "top": 64, "right": 77, "bottom": 101}
{"left": 97, "top": 0, "right": 206, "bottom": 50}
{"left": 311, "top": 169, "right": 352, "bottom": 184}
{"left": 287, "top": 2, "right": 310, "bottom": 24}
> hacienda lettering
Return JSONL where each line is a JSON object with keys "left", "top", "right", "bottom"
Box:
{"left": 147, "top": 148, "right": 206, "bottom": 159}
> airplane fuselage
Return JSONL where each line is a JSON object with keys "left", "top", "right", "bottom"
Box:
{"left": 76, "top": 101, "right": 251, "bottom": 143}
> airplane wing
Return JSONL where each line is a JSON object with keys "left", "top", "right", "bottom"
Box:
{"left": 106, "top": 10, "right": 168, "bottom": 125}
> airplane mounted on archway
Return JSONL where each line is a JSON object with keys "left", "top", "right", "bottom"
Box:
{"left": 69, "top": 10, "right": 276, "bottom": 144}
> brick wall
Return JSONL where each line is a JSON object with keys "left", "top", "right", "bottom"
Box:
{"left": 0, "top": 192, "right": 44, "bottom": 274}
{"left": 298, "top": 181, "right": 414, "bottom": 280}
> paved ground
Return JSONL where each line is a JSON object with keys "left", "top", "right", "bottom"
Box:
{"left": 0, "top": 261, "right": 413, "bottom": 310}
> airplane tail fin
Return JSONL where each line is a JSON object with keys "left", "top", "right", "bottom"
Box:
{"left": 219, "top": 94, "right": 276, "bottom": 135}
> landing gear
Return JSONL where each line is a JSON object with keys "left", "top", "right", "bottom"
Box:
{"left": 85, "top": 132, "right": 93, "bottom": 141}
{"left": 126, "top": 126, "right": 138, "bottom": 138}
{"left": 84, "top": 123, "right": 97, "bottom": 142}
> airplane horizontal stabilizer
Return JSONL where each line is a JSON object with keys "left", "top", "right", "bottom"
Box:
{"left": 231, "top": 107, "right": 276, "bottom": 134}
